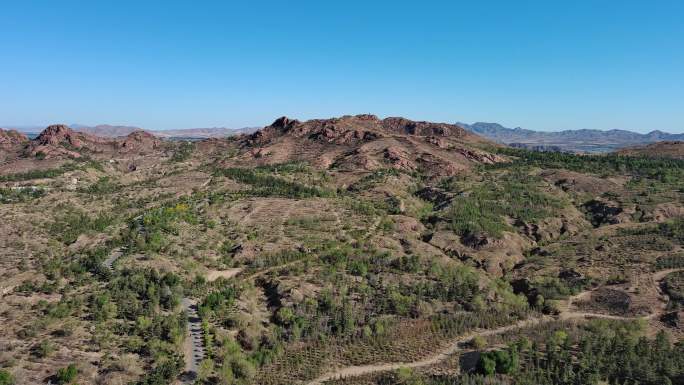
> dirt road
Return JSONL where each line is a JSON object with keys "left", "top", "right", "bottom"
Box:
{"left": 305, "top": 268, "right": 684, "bottom": 385}
{"left": 181, "top": 297, "right": 206, "bottom": 383}
{"left": 101, "top": 247, "right": 124, "bottom": 270}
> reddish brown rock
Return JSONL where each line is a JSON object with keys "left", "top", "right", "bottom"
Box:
{"left": 0, "top": 129, "right": 29, "bottom": 148}
{"left": 118, "top": 131, "right": 161, "bottom": 153}
{"left": 234, "top": 114, "right": 500, "bottom": 176}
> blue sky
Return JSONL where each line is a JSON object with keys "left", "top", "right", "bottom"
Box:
{"left": 1, "top": 1, "right": 682, "bottom": 132}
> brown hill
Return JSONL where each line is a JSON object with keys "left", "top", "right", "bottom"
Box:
{"left": 25, "top": 124, "right": 163, "bottom": 159}
{"left": 616, "top": 141, "right": 684, "bottom": 159}
{"left": 0, "top": 129, "right": 29, "bottom": 162}
{"left": 233, "top": 114, "right": 502, "bottom": 175}
{"left": 117, "top": 131, "right": 161, "bottom": 153}
{"left": 0, "top": 128, "right": 29, "bottom": 149}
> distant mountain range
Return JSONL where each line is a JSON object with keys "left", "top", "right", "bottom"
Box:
{"left": 70, "top": 124, "right": 259, "bottom": 139}
{"left": 6, "top": 121, "right": 683, "bottom": 153}
{"left": 6, "top": 124, "right": 259, "bottom": 139}
{"left": 458, "top": 122, "right": 684, "bottom": 153}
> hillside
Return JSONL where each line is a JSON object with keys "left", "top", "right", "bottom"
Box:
{"left": 0, "top": 115, "right": 683, "bottom": 385}
{"left": 616, "top": 141, "right": 684, "bottom": 159}
{"left": 232, "top": 115, "right": 501, "bottom": 175}
{"left": 459, "top": 122, "right": 684, "bottom": 153}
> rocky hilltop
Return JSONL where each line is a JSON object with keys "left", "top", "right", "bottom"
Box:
{"left": 0, "top": 129, "right": 29, "bottom": 162}
{"left": 0, "top": 128, "right": 29, "bottom": 149}
{"left": 22, "top": 124, "right": 163, "bottom": 159}
{"left": 235, "top": 114, "right": 501, "bottom": 176}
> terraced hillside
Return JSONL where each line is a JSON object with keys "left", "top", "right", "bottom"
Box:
{"left": 0, "top": 116, "right": 683, "bottom": 385}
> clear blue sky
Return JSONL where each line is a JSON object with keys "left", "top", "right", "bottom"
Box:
{"left": 1, "top": 0, "right": 682, "bottom": 132}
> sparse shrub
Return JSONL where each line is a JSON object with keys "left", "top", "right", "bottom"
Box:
{"left": 471, "top": 335, "right": 487, "bottom": 349}
{"left": 0, "top": 187, "right": 46, "bottom": 204}
{"left": 55, "top": 364, "right": 78, "bottom": 384}
{"left": 170, "top": 141, "right": 194, "bottom": 162}
{"left": 35, "top": 340, "right": 55, "bottom": 358}
{"left": 79, "top": 176, "right": 120, "bottom": 194}
{"left": 0, "top": 370, "right": 14, "bottom": 385}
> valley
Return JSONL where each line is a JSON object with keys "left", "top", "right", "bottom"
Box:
{"left": 1, "top": 115, "right": 683, "bottom": 385}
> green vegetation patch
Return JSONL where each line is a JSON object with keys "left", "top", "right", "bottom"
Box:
{"left": 215, "top": 167, "right": 334, "bottom": 198}
{"left": 48, "top": 205, "right": 115, "bottom": 244}
{"left": 662, "top": 271, "right": 684, "bottom": 309}
{"left": 443, "top": 171, "right": 564, "bottom": 238}
{"left": 0, "top": 186, "right": 46, "bottom": 203}
{"left": 0, "top": 160, "right": 103, "bottom": 182}
{"left": 492, "top": 147, "right": 684, "bottom": 184}
{"left": 347, "top": 168, "right": 400, "bottom": 192}
{"left": 619, "top": 217, "right": 684, "bottom": 244}
{"left": 170, "top": 141, "right": 195, "bottom": 162}
{"left": 78, "top": 176, "right": 121, "bottom": 194}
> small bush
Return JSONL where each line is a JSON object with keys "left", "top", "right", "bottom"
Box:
{"left": 56, "top": 364, "right": 78, "bottom": 384}
{"left": 0, "top": 370, "right": 15, "bottom": 385}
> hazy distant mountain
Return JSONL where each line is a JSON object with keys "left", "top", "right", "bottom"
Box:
{"left": 150, "top": 126, "right": 259, "bottom": 138}
{"left": 458, "top": 122, "right": 684, "bottom": 153}
{"left": 69, "top": 124, "right": 258, "bottom": 139}
{"left": 71, "top": 124, "right": 143, "bottom": 137}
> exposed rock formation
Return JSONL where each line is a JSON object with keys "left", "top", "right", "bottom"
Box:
{"left": 235, "top": 115, "right": 502, "bottom": 176}
{"left": 21, "top": 125, "right": 163, "bottom": 159}
{"left": 118, "top": 131, "right": 161, "bottom": 153}
{"left": 0, "top": 129, "right": 28, "bottom": 149}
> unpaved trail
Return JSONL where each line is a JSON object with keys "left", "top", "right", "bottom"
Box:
{"left": 181, "top": 297, "right": 205, "bottom": 383}
{"left": 331, "top": 210, "right": 349, "bottom": 240}
{"left": 652, "top": 268, "right": 683, "bottom": 282}
{"left": 306, "top": 316, "right": 549, "bottom": 385}
{"left": 244, "top": 257, "right": 309, "bottom": 281}
{"left": 305, "top": 268, "right": 684, "bottom": 385}
{"left": 98, "top": 222, "right": 207, "bottom": 384}
{"left": 561, "top": 267, "right": 684, "bottom": 321}
{"left": 102, "top": 247, "right": 124, "bottom": 270}
{"left": 206, "top": 267, "right": 243, "bottom": 282}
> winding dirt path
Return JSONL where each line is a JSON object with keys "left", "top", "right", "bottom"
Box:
{"left": 306, "top": 317, "right": 549, "bottom": 385}
{"left": 304, "top": 268, "right": 684, "bottom": 385}
{"left": 181, "top": 297, "right": 205, "bottom": 383}
{"left": 102, "top": 247, "right": 124, "bottom": 270}
{"left": 206, "top": 267, "right": 243, "bottom": 282}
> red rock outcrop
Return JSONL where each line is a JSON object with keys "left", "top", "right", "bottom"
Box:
{"left": 0, "top": 129, "right": 28, "bottom": 149}
{"left": 234, "top": 115, "right": 501, "bottom": 176}
{"left": 118, "top": 131, "right": 161, "bottom": 153}
{"left": 22, "top": 125, "right": 164, "bottom": 159}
